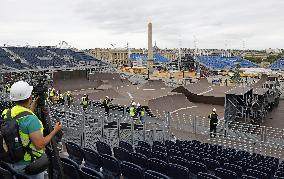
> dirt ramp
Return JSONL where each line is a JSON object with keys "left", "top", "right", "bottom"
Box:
{"left": 53, "top": 70, "right": 87, "bottom": 81}
{"left": 143, "top": 79, "right": 167, "bottom": 89}
{"left": 53, "top": 79, "right": 102, "bottom": 92}
{"left": 88, "top": 88, "right": 125, "bottom": 101}
{"left": 148, "top": 93, "right": 194, "bottom": 114}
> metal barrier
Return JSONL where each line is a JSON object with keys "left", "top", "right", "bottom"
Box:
{"left": 49, "top": 103, "right": 284, "bottom": 159}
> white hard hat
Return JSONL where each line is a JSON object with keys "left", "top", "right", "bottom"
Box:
{"left": 132, "top": 102, "right": 136, "bottom": 106}
{"left": 213, "top": 108, "right": 216, "bottom": 112}
{"left": 137, "top": 103, "right": 141, "bottom": 106}
{"left": 10, "top": 81, "right": 33, "bottom": 101}
{"left": 106, "top": 96, "right": 109, "bottom": 98}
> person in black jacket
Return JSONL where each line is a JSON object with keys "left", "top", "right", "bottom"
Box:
{"left": 208, "top": 108, "right": 218, "bottom": 138}
{"left": 103, "top": 96, "right": 112, "bottom": 116}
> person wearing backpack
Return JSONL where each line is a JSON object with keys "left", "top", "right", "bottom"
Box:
{"left": 0, "top": 81, "right": 62, "bottom": 179}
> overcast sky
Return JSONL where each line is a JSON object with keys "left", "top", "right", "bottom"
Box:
{"left": 0, "top": 0, "right": 283, "bottom": 50}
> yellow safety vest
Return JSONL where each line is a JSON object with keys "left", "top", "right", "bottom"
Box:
{"left": 2, "top": 105, "right": 44, "bottom": 162}
{"left": 129, "top": 107, "right": 135, "bottom": 117}
{"left": 140, "top": 110, "right": 145, "bottom": 116}
{"left": 5, "top": 85, "right": 10, "bottom": 92}
{"left": 81, "top": 97, "right": 88, "bottom": 106}
{"left": 49, "top": 89, "right": 55, "bottom": 97}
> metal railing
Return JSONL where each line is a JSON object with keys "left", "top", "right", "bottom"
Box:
{"left": 49, "top": 102, "right": 284, "bottom": 159}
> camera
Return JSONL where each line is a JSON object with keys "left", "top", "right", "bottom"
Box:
{"left": 32, "top": 74, "right": 51, "bottom": 107}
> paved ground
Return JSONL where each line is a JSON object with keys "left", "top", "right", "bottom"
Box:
{"left": 262, "top": 100, "right": 284, "bottom": 128}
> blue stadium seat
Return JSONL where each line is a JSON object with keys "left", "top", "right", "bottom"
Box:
{"left": 0, "top": 161, "right": 26, "bottom": 179}
{"left": 82, "top": 148, "right": 102, "bottom": 170}
{"left": 222, "top": 163, "right": 242, "bottom": 177}
{"left": 168, "top": 163, "right": 189, "bottom": 179}
{"left": 165, "top": 140, "right": 175, "bottom": 148}
{"left": 202, "top": 158, "right": 220, "bottom": 170}
{"left": 80, "top": 167, "right": 104, "bottom": 179}
{"left": 168, "top": 156, "right": 190, "bottom": 169}
{"left": 152, "top": 145, "right": 166, "bottom": 154}
{"left": 151, "top": 151, "right": 167, "bottom": 162}
{"left": 138, "top": 141, "right": 151, "bottom": 151}
{"left": 145, "top": 170, "right": 170, "bottom": 179}
{"left": 188, "top": 161, "right": 207, "bottom": 175}
{"left": 121, "top": 161, "right": 144, "bottom": 179}
{"left": 215, "top": 168, "right": 237, "bottom": 179}
{"left": 153, "top": 141, "right": 165, "bottom": 148}
{"left": 65, "top": 141, "right": 84, "bottom": 165}
{"left": 148, "top": 158, "right": 169, "bottom": 175}
{"left": 61, "top": 157, "right": 81, "bottom": 179}
{"left": 135, "top": 146, "right": 151, "bottom": 158}
{"left": 167, "top": 149, "right": 182, "bottom": 157}
{"left": 119, "top": 141, "right": 134, "bottom": 153}
{"left": 101, "top": 154, "right": 121, "bottom": 179}
{"left": 241, "top": 175, "right": 258, "bottom": 179}
{"left": 0, "top": 166, "right": 14, "bottom": 179}
{"left": 249, "top": 165, "right": 272, "bottom": 178}
{"left": 197, "top": 172, "right": 221, "bottom": 179}
{"left": 130, "top": 152, "right": 148, "bottom": 170}
{"left": 96, "top": 141, "right": 112, "bottom": 156}
{"left": 245, "top": 169, "right": 267, "bottom": 179}
{"left": 113, "top": 146, "right": 130, "bottom": 162}
{"left": 184, "top": 153, "right": 201, "bottom": 162}
{"left": 215, "top": 156, "right": 229, "bottom": 166}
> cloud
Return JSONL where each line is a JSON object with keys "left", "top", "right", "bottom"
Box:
{"left": 0, "top": 0, "right": 283, "bottom": 49}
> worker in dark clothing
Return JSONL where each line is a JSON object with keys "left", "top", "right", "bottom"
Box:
{"left": 136, "top": 103, "right": 145, "bottom": 123}
{"left": 58, "top": 90, "right": 65, "bottom": 105}
{"left": 208, "top": 108, "right": 218, "bottom": 138}
{"left": 103, "top": 96, "right": 112, "bottom": 116}
{"left": 66, "top": 91, "right": 73, "bottom": 107}
{"left": 81, "top": 94, "right": 90, "bottom": 111}
{"left": 225, "top": 79, "right": 228, "bottom": 86}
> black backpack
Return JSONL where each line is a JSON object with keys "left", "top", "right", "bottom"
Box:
{"left": 0, "top": 109, "right": 33, "bottom": 163}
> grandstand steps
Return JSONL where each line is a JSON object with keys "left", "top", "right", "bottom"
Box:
{"left": 2, "top": 47, "right": 29, "bottom": 65}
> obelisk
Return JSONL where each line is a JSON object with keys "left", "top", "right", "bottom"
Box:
{"left": 147, "top": 20, "right": 154, "bottom": 72}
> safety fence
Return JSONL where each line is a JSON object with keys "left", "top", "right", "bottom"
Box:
{"left": 49, "top": 102, "right": 284, "bottom": 159}
{"left": 49, "top": 104, "right": 170, "bottom": 150}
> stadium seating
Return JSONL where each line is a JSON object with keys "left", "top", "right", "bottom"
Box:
{"left": 0, "top": 47, "right": 107, "bottom": 69}
{"left": 119, "top": 141, "right": 134, "bottom": 153}
{"left": 270, "top": 58, "right": 284, "bottom": 70}
{"left": 144, "top": 170, "right": 170, "bottom": 179}
{"left": 121, "top": 161, "right": 144, "bottom": 179}
{"left": 80, "top": 167, "right": 104, "bottom": 179}
{"left": 196, "top": 56, "right": 258, "bottom": 70}
{"left": 65, "top": 141, "right": 84, "bottom": 165}
{"left": 130, "top": 53, "right": 170, "bottom": 64}
{"left": 96, "top": 141, "right": 112, "bottom": 156}
{"left": 113, "top": 146, "right": 130, "bottom": 162}
{"left": 82, "top": 148, "right": 102, "bottom": 171}
{"left": 61, "top": 157, "right": 81, "bottom": 179}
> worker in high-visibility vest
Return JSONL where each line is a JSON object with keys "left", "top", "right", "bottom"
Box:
{"left": 136, "top": 103, "right": 145, "bottom": 123}
{"left": 58, "top": 90, "right": 65, "bottom": 105}
{"left": 81, "top": 94, "right": 90, "bottom": 111}
{"left": 129, "top": 102, "right": 137, "bottom": 120}
{"left": 5, "top": 83, "right": 10, "bottom": 93}
{"left": 48, "top": 87, "right": 55, "bottom": 103}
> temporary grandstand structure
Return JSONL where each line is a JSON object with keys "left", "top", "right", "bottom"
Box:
{"left": 270, "top": 58, "right": 284, "bottom": 70}
{"left": 224, "top": 86, "right": 253, "bottom": 123}
{"left": 196, "top": 56, "right": 258, "bottom": 71}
